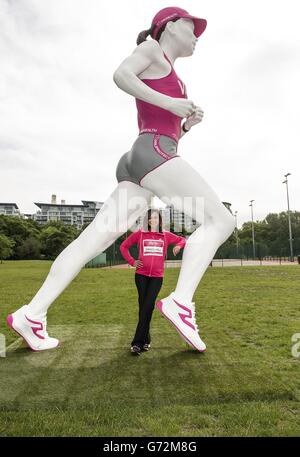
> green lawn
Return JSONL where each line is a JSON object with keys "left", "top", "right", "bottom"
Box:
{"left": 0, "top": 261, "right": 299, "bottom": 436}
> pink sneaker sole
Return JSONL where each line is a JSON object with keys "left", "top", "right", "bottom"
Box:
{"left": 156, "top": 300, "right": 206, "bottom": 353}
{"left": 6, "top": 313, "right": 60, "bottom": 352}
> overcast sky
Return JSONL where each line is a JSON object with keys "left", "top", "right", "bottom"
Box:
{"left": 0, "top": 0, "right": 299, "bottom": 228}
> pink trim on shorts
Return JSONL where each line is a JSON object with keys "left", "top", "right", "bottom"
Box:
{"left": 153, "top": 134, "right": 175, "bottom": 160}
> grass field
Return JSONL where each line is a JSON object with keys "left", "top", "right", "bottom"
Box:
{"left": 0, "top": 260, "right": 299, "bottom": 437}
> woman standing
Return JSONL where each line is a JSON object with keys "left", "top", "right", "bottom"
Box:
{"left": 6, "top": 6, "right": 235, "bottom": 353}
{"left": 120, "top": 209, "right": 186, "bottom": 356}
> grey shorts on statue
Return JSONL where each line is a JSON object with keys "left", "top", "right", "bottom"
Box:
{"left": 115, "top": 133, "right": 180, "bottom": 186}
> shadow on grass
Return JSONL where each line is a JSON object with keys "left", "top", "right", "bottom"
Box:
{"left": 0, "top": 343, "right": 297, "bottom": 413}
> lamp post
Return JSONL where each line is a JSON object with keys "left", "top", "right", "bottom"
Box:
{"left": 249, "top": 200, "right": 255, "bottom": 260}
{"left": 234, "top": 210, "right": 239, "bottom": 257}
{"left": 282, "top": 173, "right": 294, "bottom": 262}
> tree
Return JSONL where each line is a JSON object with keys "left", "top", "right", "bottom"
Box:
{"left": 0, "top": 215, "right": 40, "bottom": 259}
{"left": 16, "top": 236, "right": 41, "bottom": 259}
{"left": 39, "top": 224, "right": 77, "bottom": 259}
{"left": 264, "top": 212, "right": 300, "bottom": 256}
{"left": 0, "top": 234, "right": 15, "bottom": 264}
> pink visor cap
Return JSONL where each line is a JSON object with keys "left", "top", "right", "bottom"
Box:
{"left": 151, "top": 6, "right": 207, "bottom": 40}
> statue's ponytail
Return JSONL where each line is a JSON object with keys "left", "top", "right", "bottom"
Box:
{"left": 136, "top": 23, "right": 156, "bottom": 45}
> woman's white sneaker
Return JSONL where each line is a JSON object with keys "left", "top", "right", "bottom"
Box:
{"left": 6, "top": 305, "right": 60, "bottom": 351}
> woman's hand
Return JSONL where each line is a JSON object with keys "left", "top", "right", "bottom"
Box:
{"left": 184, "top": 106, "right": 204, "bottom": 130}
{"left": 133, "top": 260, "right": 143, "bottom": 268}
{"left": 166, "top": 97, "right": 198, "bottom": 118}
{"left": 173, "top": 246, "right": 181, "bottom": 256}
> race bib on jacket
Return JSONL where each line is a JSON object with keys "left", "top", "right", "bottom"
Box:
{"left": 143, "top": 239, "right": 164, "bottom": 256}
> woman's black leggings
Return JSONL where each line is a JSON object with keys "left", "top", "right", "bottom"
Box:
{"left": 131, "top": 273, "right": 163, "bottom": 347}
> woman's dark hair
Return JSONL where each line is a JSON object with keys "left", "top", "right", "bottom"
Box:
{"left": 136, "top": 17, "right": 181, "bottom": 45}
{"left": 143, "top": 208, "right": 163, "bottom": 233}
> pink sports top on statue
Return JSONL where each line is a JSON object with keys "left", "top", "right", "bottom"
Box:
{"left": 135, "top": 51, "right": 188, "bottom": 143}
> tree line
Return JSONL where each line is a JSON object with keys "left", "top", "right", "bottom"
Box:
{"left": 0, "top": 211, "right": 299, "bottom": 264}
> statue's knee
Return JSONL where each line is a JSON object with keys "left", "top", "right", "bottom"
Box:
{"left": 216, "top": 214, "right": 235, "bottom": 245}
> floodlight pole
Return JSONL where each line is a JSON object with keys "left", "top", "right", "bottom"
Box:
{"left": 249, "top": 200, "right": 255, "bottom": 259}
{"left": 234, "top": 210, "right": 239, "bottom": 257}
{"left": 283, "top": 173, "right": 294, "bottom": 262}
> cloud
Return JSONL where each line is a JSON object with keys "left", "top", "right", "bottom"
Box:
{"left": 0, "top": 0, "right": 299, "bottom": 226}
